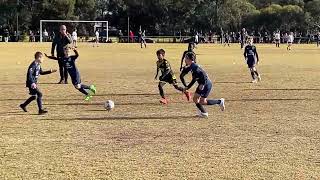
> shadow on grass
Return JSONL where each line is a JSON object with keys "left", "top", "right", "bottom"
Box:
{"left": 42, "top": 115, "right": 193, "bottom": 121}
{"left": 244, "top": 88, "right": 320, "bottom": 91}
{"left": 215, "top": 81, "right": 250, "bottom": 84}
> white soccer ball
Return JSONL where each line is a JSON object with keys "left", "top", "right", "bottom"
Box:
{"left": 104, "top": 100, "right": 115, "bottom": 111}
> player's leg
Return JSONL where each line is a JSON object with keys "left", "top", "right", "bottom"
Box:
{"left": 249, "top": 67, "right": 257, "bottom": 83}
{"left": 20, "top": 88, "right": 37, "bottom": 112}
{"left": 252, "top": 66, "right": 261, "bottom": 81}
{"left": 158, "top": 82, "right": 168, "bottom": 104}
{"left": 144, "top": 40, "right": 147, "bottom": 48}
{"left": 58, "top": 60, "right": 65, "bottom": 83}
{"left": 173, "top": 83, "right": 191, "bottom": 101}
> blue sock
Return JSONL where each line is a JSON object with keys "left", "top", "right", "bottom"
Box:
{"left": 207, "top": 99, "right": 221, "bottom": 105}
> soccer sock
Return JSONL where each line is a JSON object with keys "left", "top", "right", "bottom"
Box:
{"left": 254, "top": 70, "right": 259, "bottom": 77}
{"left": 173, "top": 84, "right": 184, "bottom": 92}
{"left": 196, "top": 103, "right": 206, "bottom": 113}
{"left": 78, "top": 88, "right": 89, "bottom": 95}
{"left": 207, "top": 99, "right": 221, "bottom": 105}
{"left": 251, "top": 71, "right": 255, "bottom": 79}
{"left": 36, "top": 96, "right": 43, "bottom": 110}
{"left": 81, "top": 84, "right": 90, "bottom": 89}
{"left": 158, "top": 84, "right": 165, "bottom": 99}
{"left": 22, "top": 96, "right": 36, "bottom": 106}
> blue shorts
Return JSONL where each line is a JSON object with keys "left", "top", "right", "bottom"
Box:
{"left": 247, "top": 59, "right": 256, "bottom": 68}
{"left": 195, "top": 81, "right": 212, "bottom": 98}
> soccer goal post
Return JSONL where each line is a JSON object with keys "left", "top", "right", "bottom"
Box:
{"left": 40, "top": 20, "right": 108, "bottom": 42}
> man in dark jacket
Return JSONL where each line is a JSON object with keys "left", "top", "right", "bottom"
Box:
{"left": 51, "top": 25, "right": 72, "bottom": 84}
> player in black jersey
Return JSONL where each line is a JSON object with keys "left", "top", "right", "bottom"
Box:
{"left": 244, "top": 37, "right": 261, "bottom": 83}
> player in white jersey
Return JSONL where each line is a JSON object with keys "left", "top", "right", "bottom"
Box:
{"left": 287, "top": 32, "right": 294, "bottom": 50}
{"left": 275, "top": 30, "right": 280, "bottom": 48}
{"left": 94, "top": 30, "right": 99, "bottom": 47}
{"left": 72, "top": 29, "right": 78, "bottom": 47}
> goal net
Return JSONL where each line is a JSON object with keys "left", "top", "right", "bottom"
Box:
{"left": 40, "top": 20, "right": 108, "bottom": 42}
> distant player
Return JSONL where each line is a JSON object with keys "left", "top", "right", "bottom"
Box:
{"left": 316, "top": 31, "right": 320, "bottom": 47}
{"left": 244, "top": 37, "right": 261, "bottom": 83}
{"left": 45, "top": 47, "right": 96, "bottom": 101}
{"left": 224, "top": 32, "right": 231, "bottom": 47}
{"left": 180, "top": 42, "right": 195, "bottom": 71}
{"left": 94, "top": 30, "right": 99, "bottom": 47}
{"left": 240, "top": 28, "right": 247, "bottom": 49}
{"left": 19, "top": 52, "right": 57, "bottom": 115}
{"left": 180, "top": 52, "right": 225, "bottom": 118}
{"left": 140, "top": 30, "right": 147, "bottom": 48}
{"left": 287, "top": 32, "right": 294, "bottom": 50}
{"left": 275, "top": 30, "right": 281, "bottom": 48}
{"left": 154, "top": 49, "right": 191, "bottom": 104}
{"left": 72, "top": 29, "right": 78, "bottom": 47}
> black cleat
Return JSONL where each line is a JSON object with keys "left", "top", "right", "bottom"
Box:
{"left": 38, "top": 109, "right": 48, "bottom": 115}
{"left": 19, "top": 104, "right": 27, "bottom": 112}
{"left": 58, "top": 80, "right": 64, "bottom": 84}
{"left": 64, "top": 81, "right": 68, "bottom": 84}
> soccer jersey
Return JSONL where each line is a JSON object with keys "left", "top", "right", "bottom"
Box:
{"left": 184, "top": 63, "right": 210, "bottom": 89}
{"left": 244, "top": 45, "right": 258, "bottom": 61}
{"left": 156, "top": 59, "right": 176, "bottom": 83}
{"left": 26, "top": 61, "right": 51, "bottom": 87}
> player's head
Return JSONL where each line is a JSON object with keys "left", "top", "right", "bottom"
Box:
{"left": 60, "top": 25, "right": 67, "bottom": 34}
{"left": 248, "top": 36, "right": 254, "bottom": 45}
{"left": 184, "top": 52, "right": 196, "bottom": 66}
{"left": 63, "top": 46, "right": 71, "bottom": 56}
{"left": 34, "top": 52, "right": 44, "bottom": 63}
{"left": 188, "top": 42, "right": 194, "bottom": 51}
{"left": 156, "top": 49, "right": 165, "bottom": 60}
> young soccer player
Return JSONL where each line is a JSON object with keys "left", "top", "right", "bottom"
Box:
{"left": 94, "top": 30, "right": 99, "bottom": 47}
{"left": 180, "top": 42, "right": 195, "bottom": 72}
{"left": 19, "top": 52, "right": 57, "bottom": 115}
{"left": 316, "top": 31, "right": 320, "bottom": 48}
{"left": 155, "top": 49, "right": 191, "bottom": 104}
{"left": 275, "top": 30, "right": 281, "bottom": 48}
{"left": 140, "top": 30, "right": 147, "bottom": 48}
{"left": 45, "top": 47, "right": 96, "bottom": 101}
{"left": 244, "top": 37, "right": 261, "bottom": 83}
{"left": 180, "top": 52, "right": 225, "bottom": 118}
{"left": 287, "top": 32, "right": 294, "bottom": 50}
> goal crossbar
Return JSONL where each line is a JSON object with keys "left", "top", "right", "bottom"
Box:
{"left": 40, "top": 20, "right": 109, "bottom": 42}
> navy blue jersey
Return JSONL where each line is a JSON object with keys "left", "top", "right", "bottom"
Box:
{"left": 182, "top": 63, "right": 210, "bottom": 89}
{"left": 244, "top": 45, "right": 259, "bottom": 61}
{"left": 26, "top": 61, "right": 51, "bottom": 87}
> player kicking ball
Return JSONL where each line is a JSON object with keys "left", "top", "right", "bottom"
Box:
{"left": 155, "top": 49, "right": 191, "bottom": 104}
{"left": 244, "top": 37, "right": 261, "bottom": 83}
{"left": 45, "top": 47, "right": 96, "bottom": 101}
{"left": 180, "top": 52, "right": 225, "bottom": 118}
{"left": 20, "top": 52, "right": 57, "bottom": 115}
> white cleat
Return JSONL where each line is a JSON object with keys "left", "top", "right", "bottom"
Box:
{"left": 219, "top": 98, "right": 225, "bottom": 111}
{"left": 257, "top": 75, "right": 261, "bottom": 82}
{"left": 251, "top": 79, "right": 258, "bottom": 83}
{"left": 196, "top": 111, "right": 209, "bottom": 118}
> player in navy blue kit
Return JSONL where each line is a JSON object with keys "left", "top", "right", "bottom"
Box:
{"left": 20, "top": 52, "right": 57, "bottom": 115}
{"left": 45, "top": 47, "right": 96, "bottom": 101}
{"left": 180, "top": 52, "right": 225, "bottom": 118}
{"left": 155, "top": 49, "right": 191, "bottom": 104}
{"left": 244, "top": 37, "right": 261, "bottom": 83}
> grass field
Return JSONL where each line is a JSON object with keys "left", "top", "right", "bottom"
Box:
{"left": 0, "top": 42, "right": 319, "bottom": 179}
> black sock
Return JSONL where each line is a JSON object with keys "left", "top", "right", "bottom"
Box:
{"left": 196, "top": 103, "right": 206, "bottom": 113}
{"left": 81, "top": 84, "right": 90, "bottom": 89}
{"left": 254, "top": 71, "right": 259, "bottom": 77}
{"left": 78, "top": 88, "right": 88, "bottom": 95}
{"left": 158, "top": 84, "right": 165, "bottom": 98}
{"left": 251, "top": 71, "right": 255, "bottom": 79}
{"left": 22, "top": 96, "right": 36, "bottom": 106}
{"left": 207, "top": 99, "right": 221, "bottom": 105}
{"left": 173, "top": 84, "right": 184, "bottom": 92}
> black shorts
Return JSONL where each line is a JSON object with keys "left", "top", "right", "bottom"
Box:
{"left": 161, "top": 74, "right": 177, "bottom": 84}
{"left": 247, "top": 59, "right": 256, "bottom": 68}
{"left": 195, "top": 81, "right": 212, "bottom": 98}
{"left": 28, "top": 87, "right": 41, "bottom": 96}
{"left": 69, "top": 71, "right": 81, "bottom": 85}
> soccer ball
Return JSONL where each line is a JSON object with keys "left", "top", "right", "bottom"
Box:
{"left": 104, "top": 100, "right": 115, "bottom": 111}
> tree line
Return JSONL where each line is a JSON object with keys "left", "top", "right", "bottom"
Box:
{"left": 0, "top": 0, "right": 319, "bottom": 36}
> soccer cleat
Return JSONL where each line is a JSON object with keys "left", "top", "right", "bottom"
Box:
{"left": 89, "top": 85, "right": 97, "bottom": 95}
{"left": 58, "top": 80, "right": 64, "bottom": 84}
{"left": 196, "top": 111, "right": 209, "bottom": 118}
{"left": 84, "top": 95, "right": 92, "bottom": 101}
{"left": 38, "top": 109, "right": 48, "bottom": 115}
{"left": 219, "top": 98, "right": 225, "bottom": 111}
{"left": 19, "top": 104, "right": 27, "bottom": 112}
{"left": 160, "top": 98, "right": 168, "bottom": 105}
{"left": 184, "top": 91, "right": 192, "bottom": 101}
{"left": 251, "top": 79, "right": 258, "bottom": 83}
{"left": 64, "top": 81, "right": 68, "bottom": 84}
{"left": 257, "top": 75, "right": 261, "bottom": 82}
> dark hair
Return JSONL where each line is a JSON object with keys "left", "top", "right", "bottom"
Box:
{"left": 156, "top": 49, "right": 165, "bottom": 55}
{"left": 185, "top": 52, "right": 196, "bottom": 61}
{"left": 34, "top": 52, "right": 43, "bottom": 59}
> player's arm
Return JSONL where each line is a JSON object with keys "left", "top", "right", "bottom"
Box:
{"left": 73, "top": 49, "right": 79, "bottom": 59}
{"left": 51, "top": 37, "right": 56, "bottom": 56}
{"left": 40, "top": 67, "right": 56, "bottom": 75}
{"left": 185, "top": 77, "right": 198, "bottom": 90}
{"left": 28, "top": 66, "right": 36, "bottom": 85}
{"left": 44, "top": 53, "right": 59, "bottom": 60}
{"left": 180, "top": 66, "right": 191, "bottom": 87}
{"left": 255, "top": 48, "right": 259, "bottom": 62}
{"left": 180, "top": 52, "right": 186, "bottom": 71}
{"left": 154, "top": 65, "right": 159, "bottom": 80}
